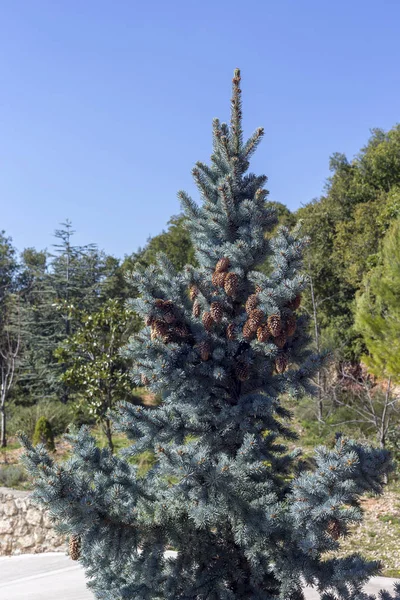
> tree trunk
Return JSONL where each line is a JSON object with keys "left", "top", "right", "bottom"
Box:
{"left": 105, "top": 418, "right": 114, "bottom": 453}
{"left": 0, "top": 403, "right": 6, "bottom": 448}
{"left": 308, "top": 267, "right": 323, "bottom": 422}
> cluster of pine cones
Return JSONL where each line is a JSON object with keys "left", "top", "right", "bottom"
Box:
{"left": 242, "top": 291, "right": 301, "bottom": 374}
{"left": 211, "top": 257, "right": 238, "bottom": 297}
{"left": 191, "top": 257, "right": 237, "bottom": 333}
{"left": 147, "top": 299, "right": 191, "bottom": 344}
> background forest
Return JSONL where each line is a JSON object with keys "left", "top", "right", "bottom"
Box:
{"left": 1, "top": 123, "right": 400, "bottom": 573}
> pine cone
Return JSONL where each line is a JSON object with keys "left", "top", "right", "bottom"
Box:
{"left": 327, "top": 519, "right": 341, "bottom": 541}
{"left": 212, "top": 271, "right": 227, "bottom": 287}
{"left": 257, "top": 324, "right": 269, "bottom": 342}
{"left": 267, "top": 314, "right": 282, "bottom": 337}
{"left": 189, "top": 285, "right": 199, "bottom": 301}
{"left": 193, "top": 300, "right": 201, "bottom": 318}
{"left": 152, "top": 320, "right": 169, "bottom": 338}
{"left": 245, "top": 294, "right": 259, "bottom": 313}
{"left": 210, "top": 302, "right": 224, "bottom": 323}
{"left": 216, "top": 257, "right": 230, "bottom": 273}
{"left": 163, "top": 331, "right": 176, "bottom": 344}
{"left": 235, "top": 360, "right": 249, "bottom": 381}
{"left": 286, "top": 314, "right": 296, "bottom": 337}
{"left": 255, "top": 285, "right": 263, "bottom": 293}
{"left": 243, "top": 320, "right": 255, "bottom": 340}
{"left": 69, "top": 535, "right": 81, "bottom": 561}
{"left": 174, "top": 323, "right": 190, "bottom": 338}
{"left": 145, "top": 315, "right": 154, "bottom": 326}
{"left": 226, "top": 323, "right": 236, "bottom": 341}
{"left": 288, "top": 294, "right": 301, "bottom": 311}
{"left": 197, "top": 340, "right": 211, "bottom": 361}
{"left": 141, "top": 374, "right": 150, "bottom": 386}
{"left": 154, "top": 299, "right": 165, "bottom": 308}
{"left": 248, "top": 309, "right": 264, "bottom": 331}
{"left": 163, "top": 310, "right": 176, "bottom": 324}
{"left": 224, "top": 272, "right": 239, "bottom": 297}
{"left": 274, "top": 332, "right": 287, "bottom": 349}
{"left": 275, "top": 354, "right": 288, "bottom": 373}
{"left": 202, "top": 311, "right": 214, "bottom": 331}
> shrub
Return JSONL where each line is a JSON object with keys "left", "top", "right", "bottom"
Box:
{"left": 0, "top": 464, "right": 31, "bottom": 489}
{"left": 32, "top": 416, "right": 55, "bottom": 451}
{"left": 8, "top": 399, "right": 75, "bottom": 439}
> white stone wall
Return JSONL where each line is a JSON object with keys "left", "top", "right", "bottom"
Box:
{"left": 0, "top": 487, "right": 66, "bottom": 555}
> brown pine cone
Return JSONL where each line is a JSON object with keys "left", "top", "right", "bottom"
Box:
{"left": 151, "top": 320, "right": 169, "bottom": 338}
{"left": 215, "top": 257, "right": 230, "bottom": 273}
{"left": 226, "top": 323, "right": 236, "bottom": 340}
{"left": 189, "top": 285, "right": 199, "bottom": 301}
{"left": 288, "top": 294, "right": 301, "bottom": 311}
{"left": 257, "top": 324, "right": 269, "bottom": 342}
{"left": 197, "top": 340, "right": 211, "bottom": 361}
{"left": 174, "top": 323, "right": 190, "bottom": 338}
{"left": 274, "top": 332, "right": 287, "bottom": 349}
{"left": 163, "top": 310, "right": 176, "bottom": 324}
{"left": 202, "top": 311, "right": 214, "bottom": 331}
{"left": 69, "top": 535, "right": 81, "bottom": 561}
{"left": 267, "top": 314, "right": 282, "bottom": 337}
{"left": 154, "top": 299, "right": 165, "bottom": 308}
{"left": 224, "top": 272, "right": 239, "bottom": 297}
{"left": 163, "top": 331, "right": 176, "bottom": 344}
{"left": 235, "top": 361, "right": 249, "bottom": 381}
{"left": 212, "top": 271, "right": 227, "bottom": 287}
{"left": 141, "top": 374, "right": 150, "bottom": 386}
{"left": 248, "top": 309, "right": 264, "bottom": 331}
{"left": 255, "top": 285, "right": 263, "bottom": 293}
{"left": 210, "top": 302, "right": 224, "bottom": 323}
{"left": 286, "top": 314, "right": 296, "bottom": 337}
{"left": 243, "top": 320, "right": 255, "bottom": 340}
{"left": 327, "top": 519, "right": 341, "bottom": 541}
{"left": 245, "top": 294, "right": 259, "bottom": 313}
{"left": 275, "top": 354, "right": 288, "bottom": 373}
{"left": 193, "top": 300, "right": 201, "bottom": 318}
{"left": 145, "top": 315, "right": 154, "bottom": 326}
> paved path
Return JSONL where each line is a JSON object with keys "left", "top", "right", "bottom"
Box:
{"left": 0, "top": 553, "right": 398, "bottom": 600}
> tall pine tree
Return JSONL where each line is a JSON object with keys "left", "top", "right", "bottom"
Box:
{"left": 20, "top": 71, "right": 399, "bottom": 600}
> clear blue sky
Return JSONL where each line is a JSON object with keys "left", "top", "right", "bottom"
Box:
{"left": 1, "top": 0, "right": 399, "bottom": 258}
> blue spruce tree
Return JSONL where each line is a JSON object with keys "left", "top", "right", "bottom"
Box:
{"left": 20, "top": 70, "right": 399, "bottom": 600}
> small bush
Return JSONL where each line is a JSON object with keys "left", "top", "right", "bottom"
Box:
{"left": 0, "top": 464, "right": 31, "bottom": 489}
{"left": 9, "top": 399, "right": 75, "bottom": 439}
{"left": 33, "top": 416, "right": 55, "bottom": 451}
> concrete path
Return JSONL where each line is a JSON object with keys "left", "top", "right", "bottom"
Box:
{"left": 0, "top": 553, "right": 398, "bottom": 600}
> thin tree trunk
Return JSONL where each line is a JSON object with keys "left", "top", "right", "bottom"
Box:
{"left": 309, "top": 267, "right": 323, "bottom": 422}
{"left": 105, "top": 417, "right": 114, "bottom": 453}
{"left": 0, "top": 401, "right": 6, "bottom": 448}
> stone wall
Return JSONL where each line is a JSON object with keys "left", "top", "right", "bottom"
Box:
{"left": 0, "top": 486, "right": 66, "bottom": 555}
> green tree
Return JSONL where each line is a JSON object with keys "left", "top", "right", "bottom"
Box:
{"left": 298, "top": 125, "right": 400, "bottom": 360}
{"left": 32, "top": 415, "right": 55, "bottom": 452}
{"left": 20, "top": 69, "right": 397, "bottom": 600}
{"left": 355, "top": 218, "right": 400, "bottom": 383}
{"left": 0, "top": 232, "right": 21, "bottom": 447}
{"left": 55, "top": 299, "right": 136, "bottom": 452}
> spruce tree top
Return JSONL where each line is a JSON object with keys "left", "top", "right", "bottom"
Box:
{"left": 20, "top": 70, "right": 399, "bottom": 600}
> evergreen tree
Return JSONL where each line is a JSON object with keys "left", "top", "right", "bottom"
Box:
{"left": 354, "top": 217, "right": 400, "bottom": 383}
{"left": 20, "top": 71, "right": 399, "bottom": 600}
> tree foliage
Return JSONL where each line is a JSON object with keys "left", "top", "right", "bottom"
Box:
{"left": 55, "top": 299, "right": 137, "bottom": 452}
{"left": 354, "top": 218, "right": 400, "bottom": 383}
{"left": 298, "top": 125, "right": 400, "bottom": 360}
{"left": 20, "top": 69, "right": 398, "bottom": 600}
